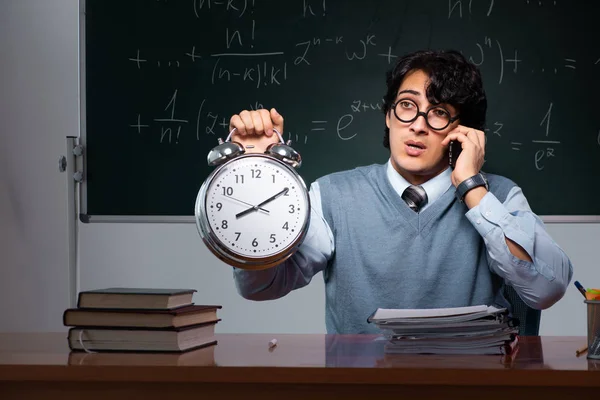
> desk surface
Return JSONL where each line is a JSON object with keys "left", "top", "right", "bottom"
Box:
{"left": 0, "top": 333, "right": 598, "bottom": 387}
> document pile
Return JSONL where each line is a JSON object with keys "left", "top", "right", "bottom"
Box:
{"left": 368, "top": 305, "right": 519, "bottom": 355}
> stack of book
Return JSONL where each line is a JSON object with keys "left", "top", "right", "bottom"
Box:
{"left": 63, "top": 288, "right": 221, "bottom": 353}
{"left": 368, "top": 305, "right": 519, "bottom": 355}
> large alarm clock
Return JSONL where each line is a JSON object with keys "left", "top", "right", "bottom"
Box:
{"left": 195, "top": 128, "right": 310, "bottom": 270}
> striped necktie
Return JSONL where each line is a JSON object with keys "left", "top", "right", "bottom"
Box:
{"left": 401, "top": 185, "right": 428, "bottom": 212}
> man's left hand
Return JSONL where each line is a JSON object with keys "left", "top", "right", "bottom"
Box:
{"left": 441, "top": 125, "right": 486, "bottom": 187}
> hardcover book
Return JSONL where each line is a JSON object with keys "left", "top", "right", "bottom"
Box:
{"left": 76, "top": 288, "right": 197, "bottom": 310}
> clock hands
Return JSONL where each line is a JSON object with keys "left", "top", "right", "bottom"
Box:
{"left": 224, "top": 195, "right": 270, "bottom": 214}
{"left": 236, "top": 187, "right": 289, "bottom": 219}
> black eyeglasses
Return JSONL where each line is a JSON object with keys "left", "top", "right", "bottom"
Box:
{"left": 392, "top": 98, "right": 460, "bottom": 131}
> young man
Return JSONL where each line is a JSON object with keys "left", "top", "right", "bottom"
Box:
{"left": 227, "top": 49, "right": 573, "bottom": 334}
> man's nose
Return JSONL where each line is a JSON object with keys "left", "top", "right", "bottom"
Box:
{"left": 410, "top": 112, "right": 429, "bottom": 134}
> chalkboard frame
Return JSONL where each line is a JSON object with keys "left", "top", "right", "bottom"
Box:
{"left": 76, "top": 0, "right": 600, "bottom": 224}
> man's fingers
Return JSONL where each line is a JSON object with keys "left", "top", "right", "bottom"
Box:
{"left": 443, "top": 129, "right": 482, "bottom": 148}
{"left": 270, "top": 108, "right": 284, "bottom": 133}
{"left": 463, "top": 130, "right": 485, "bottom": 153}
{"left": 238, "top": 110, "right": 255, "bottom": 136}
{"left": 229, "top": 108, "right": 284, "bottom": 140}
{"left": 449, "top": 126, "right": 484, "bottom": 147}
{"left": 477, "top": 130, "right": 486, "bottom": 149}
{"left": 258, "top": 109, "right": 274, "bottom": 137}
{"left": 442, "top": 132, "right": 468, "bottom": 146}
{"left": 229, "top": 114, "right": 247, "bottom": 136}
{"left": 464, "top": 130, "right": 481, "bottom": 148}
{"left": 251, "top": 112, "right": 265, "bottom": 136}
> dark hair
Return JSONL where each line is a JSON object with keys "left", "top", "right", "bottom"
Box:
{"left": 382, "top": 49, "right": 487, "bottom": 148}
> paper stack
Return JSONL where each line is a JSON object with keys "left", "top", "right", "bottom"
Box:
{"left": 368, "top": 305, "right": 519, "bottom": 355}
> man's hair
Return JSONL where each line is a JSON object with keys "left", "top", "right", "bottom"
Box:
{"left": 382, "top": 49, "right": 487, "bottom": 148}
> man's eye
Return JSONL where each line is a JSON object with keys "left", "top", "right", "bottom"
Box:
{"left": 400, "top": 101, "right": 414, "bottom": 109}
{"left": 432, "top": 108, "right": 449, "bottom": 117}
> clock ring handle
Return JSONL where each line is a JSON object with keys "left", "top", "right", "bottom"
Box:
{"left": 207, "top": 126, "right": 279, "bottom": 167}
{"left": 226, "top": 127, "right": 302, "bottom": 169}
{"left": 208, "top": 128, "right": 301, "bottom": 168}
{"left": 224, "top": 127, "right": 286, "bottom": 145}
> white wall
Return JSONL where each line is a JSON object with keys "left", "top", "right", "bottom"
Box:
{"left": 78, "top": 223, "right": 325, "bottom": 333}
{"left": 0, "top": 0, "right": 597, "bottom": 335}
{"left": 0, "top": 0, "right": 78, "bottom": 331}
{"left": 539, "top": 224, "right": 599, "bottom": 336}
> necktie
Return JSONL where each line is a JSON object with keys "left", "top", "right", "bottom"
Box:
{"left": 402, "top": 185, "right": 428, "bottom": 212}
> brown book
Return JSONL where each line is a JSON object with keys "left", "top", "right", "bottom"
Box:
{"left": 63, "top": 305, "right": 222, "bottom": 328}
{"left": 68, "top": 320, "right": 220, "bottom": 353}
{"left": 68, "top": 343, "right": 217, "bottom": 366}
{"left": 77, "top": 288, "right": 197, "bottom": 310}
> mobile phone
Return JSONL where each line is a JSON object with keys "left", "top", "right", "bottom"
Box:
{"left": 449, "top": 141, "right": 462, "bottom": 168}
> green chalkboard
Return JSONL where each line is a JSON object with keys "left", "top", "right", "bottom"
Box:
{"left": 82, "top": 0, "right": 600, "bottom": 220}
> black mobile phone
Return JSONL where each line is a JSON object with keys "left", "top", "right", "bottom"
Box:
{"left": 449, "top": 141, "right": 462, "bottom": 168}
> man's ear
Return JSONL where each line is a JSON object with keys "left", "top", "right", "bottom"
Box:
{"left": 385, "top": 110, "right": 391, "bottom": 129}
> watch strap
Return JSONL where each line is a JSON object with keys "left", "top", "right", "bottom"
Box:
{"left": 455, "top": 173, "right": 488, "bottom": 203}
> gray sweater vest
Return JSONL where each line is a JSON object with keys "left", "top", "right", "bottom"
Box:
{"left": 317, "top": 163, "right": 517, "bottom": 334}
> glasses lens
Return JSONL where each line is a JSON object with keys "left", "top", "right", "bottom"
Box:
{"left": 394, "top": 100, "right": 418, "bottom": 122}
{"left": 427, "top": 107, "right": 451, "bottom": 130}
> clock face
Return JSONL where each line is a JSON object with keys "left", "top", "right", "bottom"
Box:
{"left": 201, "top": 155, "right": 309, "bottom": 260}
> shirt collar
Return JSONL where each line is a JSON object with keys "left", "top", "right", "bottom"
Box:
{"left": 385, "top": 159, "right": 453, "bottom": 210}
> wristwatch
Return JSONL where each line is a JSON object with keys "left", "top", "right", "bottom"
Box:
{"left": 455, "top": 173, "right": 489, "bottom": 203}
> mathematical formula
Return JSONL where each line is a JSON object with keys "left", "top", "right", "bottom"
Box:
{"left": 123, "top": 0, "right": 598, "bottom": 173}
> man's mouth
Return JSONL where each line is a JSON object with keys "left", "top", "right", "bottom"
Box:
{"left": 405, "top": 140, "right": 426, "bottom": 150}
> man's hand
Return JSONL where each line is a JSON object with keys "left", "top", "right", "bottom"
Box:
{"left": 229, "top": 108, "right": 284, "bottom": 154}
{"left": 441, "top": 124, "right": 486, "bottom": 187}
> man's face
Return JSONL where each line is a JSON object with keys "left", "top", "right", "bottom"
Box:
{"left": 386, "top": 69, "right": 460, "bottom": 185}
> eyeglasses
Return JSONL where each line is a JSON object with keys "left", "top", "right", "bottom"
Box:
{"left": 391, "top": 98, "right": 460, "bottom": 131}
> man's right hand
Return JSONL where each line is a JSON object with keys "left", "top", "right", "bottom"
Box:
{"left": 228, "top": 108, "right": 284, "bottom": 153}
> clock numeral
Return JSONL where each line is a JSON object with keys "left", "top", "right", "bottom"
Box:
{"left": 272, "top": 174, "right": 276, "bottom": 183}
{"left": 222, "top": 187, "right": 233, "bottom": 196}
{"left": 216, "top": 202, "right": 223, "bottom": 211}
{"left": 288, "top": 205, "right": 296, "bottom": 214}
{"left": 270, "top": 234, "right": 276, "bottom": 243}
{"left": 282, "top": 222, "right": 289, "bottom": 230}
{"left": 221, "top": 220, "right": 228, "bottom": 229}
{"left": 252, "top": 238, "right": 259, "bottom": 247}
{"left": 234, "top": 232, "right": 241, "bottom": 241}
{"left": 235, "top": 175, "right": 245, "bottom": 184}
{"left": 251, "top": 169, "right": 262, "bottom": 179}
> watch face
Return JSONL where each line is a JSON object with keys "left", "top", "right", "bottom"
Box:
{"left": 199, "top": 154, "right": 309, "bottom": 261}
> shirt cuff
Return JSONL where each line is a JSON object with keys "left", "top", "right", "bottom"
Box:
{"left": 465, "top": 192, "right": 535, "bottom": 257}
{"left": 465, "top": 192, "right": 502, "bottom": 237}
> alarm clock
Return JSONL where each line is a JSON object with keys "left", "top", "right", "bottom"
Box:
{"left": 195, "top": 128, "right": 310, "bottom": 270}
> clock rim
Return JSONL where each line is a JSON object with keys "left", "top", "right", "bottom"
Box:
{"left": 195, "top": 153, "right": 311, "bottom": 270}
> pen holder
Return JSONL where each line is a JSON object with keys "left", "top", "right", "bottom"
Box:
{"left": 585, "top": 300, "right": 600, "bottom": 359}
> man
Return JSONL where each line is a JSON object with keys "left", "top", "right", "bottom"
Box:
{"left": 227, "top": 49, "right": 573, "bottom": 334}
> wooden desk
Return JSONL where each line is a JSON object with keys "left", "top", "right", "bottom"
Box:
{"left": 0, "top": 333, "right": 598, "bottom": 399}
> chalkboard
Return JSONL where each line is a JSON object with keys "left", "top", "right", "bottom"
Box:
{"left": 82, "top": 0, "right": 600, "bottom": 221}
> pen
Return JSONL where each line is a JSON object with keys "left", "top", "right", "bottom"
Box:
{"left": 575, "top": 344, "right": 588, "bottom": 356}
{"left": 574, "top": 281, "right": 587, "bottom": 299}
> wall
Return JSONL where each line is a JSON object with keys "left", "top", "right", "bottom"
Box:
{"left": 0, "top": 0, "right": 78, "bottom": 331}
{"left": 0, "top": 0, "right": 597, "bottom": 335}
{"left": 78, "top": 223, "right": 326, "bottom": 333}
